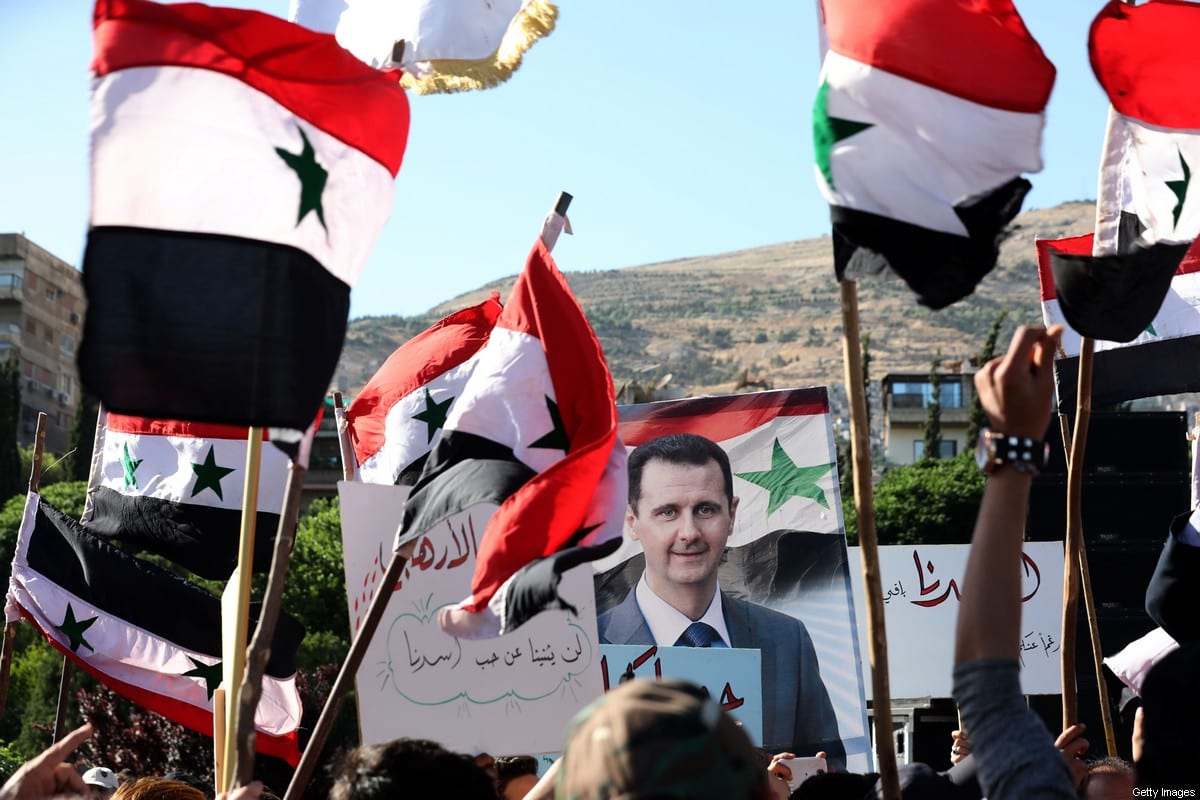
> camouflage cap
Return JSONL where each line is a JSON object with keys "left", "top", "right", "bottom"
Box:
{"left": 555, "top": 678, "right": 766, "bottom": 800}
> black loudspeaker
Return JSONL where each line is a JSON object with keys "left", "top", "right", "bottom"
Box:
{"left": 1042, "top": 411, "right": 1190, "bottom": 477}
{"left": 1026, "top": 477, "right": 1191, "bottom": 544}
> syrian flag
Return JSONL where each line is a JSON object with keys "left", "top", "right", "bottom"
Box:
{"left": 1038, "top": 235, "right": 1200, "bottom": 409}
{"left": 592, "top": 388, "right": 850, "bottom": 613}
{"left": 5, "top": 493, "right": 304, "bottom": 764}
{"left": 397, "top": 239, "right": 625, "bottom": 638}
{"left": 815, "top": 0, "right": 1054, "bottom": 309}
{"left": 79, "top": 411, "right": 300, "bottom": 580}
{"left": 345, "top": 295, "right": 503, "bottom": 485}
{"left": 291, "top": 0, "right": 558, "bottom": 95}
{"left": 79, "top": 0, "right": 409, "bottom": 430}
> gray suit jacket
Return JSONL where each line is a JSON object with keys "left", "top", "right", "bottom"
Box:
{"left": 597, "top": 588, "right": 845, "bottom": 767}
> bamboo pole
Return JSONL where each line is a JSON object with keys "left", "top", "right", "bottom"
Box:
{"left": 222, "top": 428, "right": 264, "bottom": 793}
{"left": 282, "top": 550, "right": 409, "bottom": 800}
{"left": 214, "top": 688, "right": 227, "bottom": 793}
{"left": 52, "top": 662, "right": 73, "bottom": 742}
{"left": 839, "top": 280, "right": 900, "bottom": 800}
{"left": 332, "top": 393, "right": 355, "bottom": 482}
{"left": 231, "top": 463, "right": 306, "bottom": 788}
{"left": 0, "top": 412, "right": 51, "bottom": 716}
{"left": 1060, "top": 338, "right": 1094, "bottom": 729}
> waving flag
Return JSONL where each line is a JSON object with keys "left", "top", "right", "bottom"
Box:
{"left": 1038, "top": 235, "right": 1200, "bottom": 408}
{"left": 398, "top": 240, "right": 625, "bottom": 637}
{"left": 79, "top": 0, "right": 409, "bottom": 430}
{"left": 5, "top": 493, "right": 304, "bottom": 764}
{"left": 815, "top": 0, "right": 1054, "bottom": 309}
{"left": 345, "top": 295, "right": 503, "bottom": 485}
{"left": 1041, "top": 1, "right": 1200, "bottom": 343}
{"left": 291, "top": 0, "right": 557, "bottom": 95}
{"left": 80, "top": 411, "right": 300, "bottom": 580}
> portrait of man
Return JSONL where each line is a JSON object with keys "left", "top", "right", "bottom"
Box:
{"left": 597, "top": 432, "right": 846, "bottom": 766}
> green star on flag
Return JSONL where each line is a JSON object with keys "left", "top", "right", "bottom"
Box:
{"left": 530, "top": 396, "right": 569, "bottom": 452}
{"left": 412, "top": 388, "right": 453, "bottom": 444}
{"left": 183, "top": 656, "right": 223, "bottom": 700}
{"left": 191, "top": 445, "right": 236, "bottom": 500}
{"left": 735, "top": 438, "right": 834, "bottom": 515}
{"left": 813, "top": 79, "right": 874, "bottom": 192}
{"left": 56, "top": 603, "right": 98, "bottom": 653}
{"left": 1167, "top": 147, "right": 1192, "bottom": 230}
{"left": 121, "top": 442, "right": 143, "bottom": 489}
{"left": 276, "top": 125, "right": 328, "bottom": 231}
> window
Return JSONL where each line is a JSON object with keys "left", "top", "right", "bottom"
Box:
{"left": 892, "top": 380, "right": 965, "bottom": 409}
{"left": 913, "top": 440, "right": 959, "bottom": 460}
{"left": 59, "top": 333, "right": 75, "bottom": 355}
{"left": 0, "top": 274, "right": 22, "bottom": 289}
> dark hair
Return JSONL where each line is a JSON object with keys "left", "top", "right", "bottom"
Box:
{"left": 495, "top": 756, "right": 538, "bottom": 796}
{"left": 1087, "top": 756, "right": 1133, "bottom": 777}
{"left": 627, "top": 433, "right": 733, "bottom": 512}
{"left": 329, "top": 739, "right": 497, "bottom": 800}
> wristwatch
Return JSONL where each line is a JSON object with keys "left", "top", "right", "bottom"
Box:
{"left": 975, "top": 429, "right": 1050, "bottom": 475}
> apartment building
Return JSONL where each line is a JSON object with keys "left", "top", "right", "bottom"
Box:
{"left": 0, "top": 234, "right": 85, "bottom": 454}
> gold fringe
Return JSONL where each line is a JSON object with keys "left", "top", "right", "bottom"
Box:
{"left": 399, "top": 0, "right": 558, "bottom": 95}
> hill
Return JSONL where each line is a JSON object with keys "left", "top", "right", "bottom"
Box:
{"left": 334, "top": 201, "right": 1097, "bottom": 407}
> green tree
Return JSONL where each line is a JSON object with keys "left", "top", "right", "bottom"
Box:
{"left": 0, "top": 358, "right": 21, "bottom": 503}
{"left": 0, "top": 482, "right": 87, "bottom": 574}
{"left": 69, "top": 393, "right": 100, "bottom": 482}
{"left": 966, "top": 311, "right": 1009, "bottom": 444}
{"left": 921, "top": 353, "right": 943, "bottom": 461}
{"left": 871, "top": 453, "right": 986, "bottom": 545}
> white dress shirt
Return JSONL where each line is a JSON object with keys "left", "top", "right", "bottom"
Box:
{"left": 634, "top": 573, "right": 731, "bottom": 647}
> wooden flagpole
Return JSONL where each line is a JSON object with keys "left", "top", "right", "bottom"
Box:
{"left": 839, "top": 280, "right": 900, "bottom": 800}
{"left": 221, "top": 427, "right": 264, "bottom": 793}
{"left": 1060, "top": 337, "right": 1093, "bottom": 730}
{"left": 332, "top": 392, "right": 356, "bottom": 482}
{"left": 0, "top": 411, "right": 51, "bottom": 718}
{"left": 283, "top": 190, "right": 572, "bottom": 800}
{"left": 214, "top": 688, "right": 227, "bottom": 791}
{"left": 232, "top": 462, "right": 307, "bottom": 788}
{"left": 1051, "top": 340, "right": 1113, "bottom": 753}
{"left": 281, "top": 550, "right": 409, "bottom": 800}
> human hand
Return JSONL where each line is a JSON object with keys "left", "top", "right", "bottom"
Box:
{"left": 973, "top": 325, "right": 1063, "bottom": 441}
{"left": 217, "top": 782, "right": 263, "bottom": 800}
{"left": 1054, "top": 723, "right": 1089, "bottom": 790}
{"left": 765, "top": 752, "right": 794, "bottom": 799}
{"left": 0, "top": 723, "right": 92, "bottom": 800}
{"left": 949, "top": 729, "right": 971, "bottom": 765}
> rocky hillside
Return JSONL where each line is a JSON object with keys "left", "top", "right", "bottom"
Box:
{"left": 334, "top": 201, "right": 1097, "bottom": 408}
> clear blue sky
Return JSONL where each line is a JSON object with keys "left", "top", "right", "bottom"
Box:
{"left": 1, "top": 2, "right": 1106, "bottom": 319}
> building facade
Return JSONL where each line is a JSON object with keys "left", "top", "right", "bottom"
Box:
{"left": 0, "top": 234, "right": 86, "bottom": 454}
{"left": 880, "top": 369, "right": 975, "bottom": 466}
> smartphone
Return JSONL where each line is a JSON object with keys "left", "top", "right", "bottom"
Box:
{"left": 780, "top": 756, "right": 827, "bottom": 792}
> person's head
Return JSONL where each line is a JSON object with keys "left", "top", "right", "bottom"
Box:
{"left": 496, "top": 756, "right": 539, "bottom": 800}
{"left": 110, "top": 778, "right": 205, "bottom": 800}
{"left": 1134, "top": 641, "right": 1200, "bottom": 789}
{"left": 161, "top": 772, "right": 213, "bottom": 800}
{"left": 1082, "top": 757, "right": 1134, "bottom": 800}
{"left": 626, "top": 435, "right": 738, "bottom": 608}
{"left": 329, "top": 738, "right": 497, "bottom": 800}
{"left": 556, "top": 678, "right": 769, "bottom": 800}
{"left": 82, "top": 767, "right": 121, "bottom": 800}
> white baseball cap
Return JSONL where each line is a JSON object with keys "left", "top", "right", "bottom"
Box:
{"left": 82, "top": 767, "right": 119, "bottom": 790}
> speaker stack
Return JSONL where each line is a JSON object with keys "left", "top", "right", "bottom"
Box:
{"left": 1025, "top": 411, "right": 1192, "bottom": 760}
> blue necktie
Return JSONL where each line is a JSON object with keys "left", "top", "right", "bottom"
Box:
{"left": 675, "top": 621, "right": 723, "bottom": 648}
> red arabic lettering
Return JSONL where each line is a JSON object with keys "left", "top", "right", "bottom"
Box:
{"left": 910, "top": 550, "right": 961, "bottom": 607}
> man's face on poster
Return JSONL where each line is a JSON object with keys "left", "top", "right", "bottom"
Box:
{"left": 626, "top": 457, "right": 738, "bottom": 598}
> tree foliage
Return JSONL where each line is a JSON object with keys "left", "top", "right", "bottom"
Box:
{"left": 871, "top": 453, "right": 986, "bottom": 545}
{"left": 921, "top": 353, "right": 943, "bottom": 461}
{"left": 967, "top": 311, "right": 1009, "bottom": 444}
{"left": 69, "top": 393, "right": 100, "bottom": 482}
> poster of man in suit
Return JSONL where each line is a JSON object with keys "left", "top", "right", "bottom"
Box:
{"left": 592, "top": 388, "right": 870, "bottom": 770}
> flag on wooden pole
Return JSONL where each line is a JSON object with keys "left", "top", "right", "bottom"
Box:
{"left": 815, "top": 0, "right": 1054, "bottom": 309}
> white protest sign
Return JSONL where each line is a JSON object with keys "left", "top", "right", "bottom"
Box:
{"left": 600, "top": 645, "right": 763, "bottom": 744}
{"left": 848, "top": 542, "right": 1065, "bottom": 698}
{"left": 339, "top": 481, "right": 604, "bottom": 754}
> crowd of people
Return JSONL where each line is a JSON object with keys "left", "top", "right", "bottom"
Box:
{"left": 1, "top": 326, "right": 1191, "bottom": 798}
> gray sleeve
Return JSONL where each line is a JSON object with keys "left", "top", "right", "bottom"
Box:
{"left": 951, "top": 659, "right": 1076, "bottom": 800}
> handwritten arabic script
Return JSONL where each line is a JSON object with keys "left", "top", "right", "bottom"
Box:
{"left": 884, "top": 549, "right": 1043, "bottom": 607}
